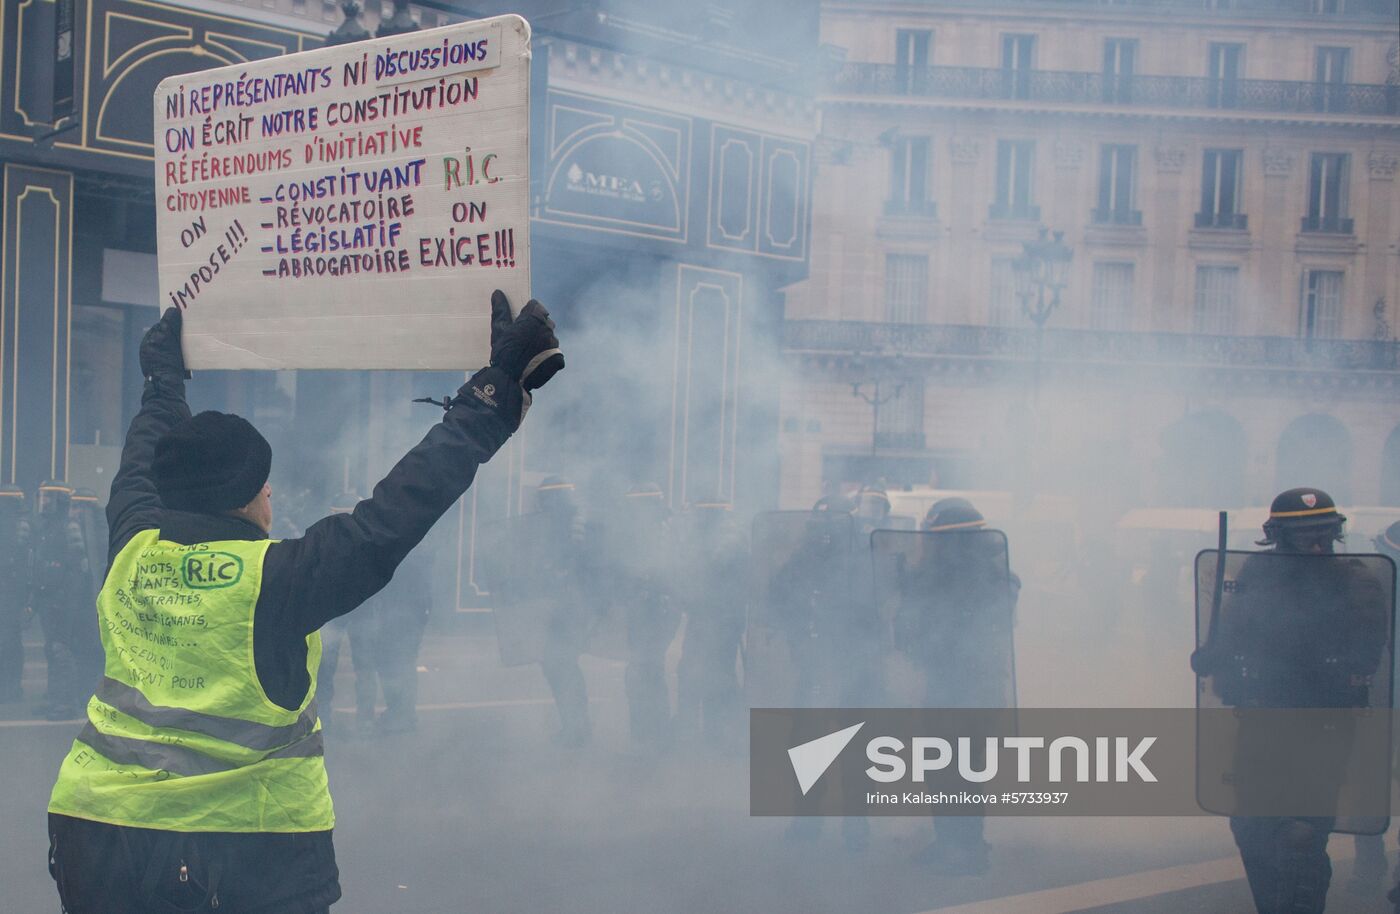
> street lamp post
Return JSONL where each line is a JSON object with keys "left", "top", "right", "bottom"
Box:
{"left": 850, "top": 356, "right": 903, "bottom": 458}
{"left": 1011, "top": 227, "right": 1074, "bottom": 396}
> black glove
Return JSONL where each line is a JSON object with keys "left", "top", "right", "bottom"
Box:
{"left": 139, "top": 307, "right": 189, "bottom": 382}
{"left": 488, "top": 290, "right": 564, "bottom": 391}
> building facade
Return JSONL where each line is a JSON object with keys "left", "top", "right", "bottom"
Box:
{"left": 781, "top": 0, "right": 1400, "bottom": 512}
{"left": 0, "top": 0, "right": 815, "bottom": 612}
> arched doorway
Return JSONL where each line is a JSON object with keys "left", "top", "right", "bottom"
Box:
{"left": 1380, "top": 425, "right": 1400, "bottom": 506}
{"left": 1275, "top": 413, "right": 1352, "bottom": 504}
{"left": 1157, "top": 410, "right": 1248, "bottom": 507}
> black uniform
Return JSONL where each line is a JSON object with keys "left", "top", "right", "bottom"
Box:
{"left": 892, "top": 528, "right": 1018, "bottom": 866}
{"left": 609, "top": 486, "right": 678, "bottom": 747}
{"left": 348, "top": 546, "right": 432, "bottom": 734}
{"left": 0, "top": 491, "right": 31, "bottom": 702}
{"left": 675, "top": 504, "right": 748, "bottom": 744}
{"left": 31, "top": 486, "right": 90, "bottom": 718}
{"left": 1194, "top": 487, "right": 1388, "bottom": 914}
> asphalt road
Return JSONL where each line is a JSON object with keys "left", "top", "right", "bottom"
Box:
{"left": 1, "top": 625, "right": 1393, "bottom": 914}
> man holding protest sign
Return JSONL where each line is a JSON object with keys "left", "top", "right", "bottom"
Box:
{"left": 44, "top": 291, "right": 562, "bottom": 913}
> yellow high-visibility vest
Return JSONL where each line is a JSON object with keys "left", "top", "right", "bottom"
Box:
{"left": 49, "top": 529, "right": 334, "bottom": 832}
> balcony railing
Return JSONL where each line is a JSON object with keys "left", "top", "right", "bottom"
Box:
{"left": 989, "top": 201, "right": 1041, "bottom": 221}
{"left": 783, "top": 319, "right": 1400, "bottom": 374}
{"left": 1300, "top": 214, "right": 1355, "bottom": 234}
{"left": 1194, "top": 212, "right": 1249, "bottom": 230}
{"left": 829, "top": 64, "right": 1400, "bottom": 117}
{"left": 1092, "top": 207, "right": 1143, "bottom": 226}
{"left": 884, "top": 198, "right": 939, "bottom": 219}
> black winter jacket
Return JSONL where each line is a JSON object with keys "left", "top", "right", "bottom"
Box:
{"left": 49, "top": 370, "right": 514, "bottom": 912}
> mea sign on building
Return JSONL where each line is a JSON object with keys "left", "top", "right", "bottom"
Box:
{"left": 153, "top": 15, "right": 531, "bottom": 371}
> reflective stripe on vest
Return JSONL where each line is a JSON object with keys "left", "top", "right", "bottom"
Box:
{"left": 48, "top": 529, "right": 334, "bottom": 833}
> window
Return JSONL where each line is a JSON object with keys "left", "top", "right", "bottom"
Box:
{"left": 895, "top": 29, "right": 931, "bottom": 93}
{"left": 1102, "top": 38, "right": 1136, "bottom": 103}
{"left": 1090, "top": 262, "right": 1134, "bottom": 331}
{"left": 989, "top": 257, "right": 1019, "bottom": 326}
{"left": 1314, "top": 47, "right": 1350, "bottom": 112}
{"left": 1207, "top": 43, "right": 1243, "bottom": 109}
{"left": 884, "top": 254, "right": 928, "bottom": 323}
{"left": 887, "top": 137, "right": 934, "bottom": 217}
{"left": 1303, "top": 153, "right": 1351, "bottom": 233}
{"left": 1001, "top": 34, "right": 1035, "bottom": 100}
{"left": 1196, "top": 149, "right": 1246, "bottom": 230}
{"left": 1300, "top": 270, "right": 1344, "bottom": 338}
{"left": 991, "top": 140, "right": 1037, "bottom": 220}
{"left": 1094, "top": 144, "right": 1140, "bottom": 225}
{"left": 1194, "top": 265, "right": 1239, "bottom": 334}
{"left": 875, "top": 380, "right": 925, "bottom": 451}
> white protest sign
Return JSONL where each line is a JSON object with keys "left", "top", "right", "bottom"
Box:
{"left": 154, "top": 15, "right": 530, "bottom": 370}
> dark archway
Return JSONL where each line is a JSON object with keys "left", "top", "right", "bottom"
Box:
{"left": 1157, "top": 410, "right": 1248, "bottom": 507}
{"left": 1276, "top": 413, "right": 1352, "bottom": 504}
{"left": 1380, "top": 425, "right": 1400, "bottom": 506}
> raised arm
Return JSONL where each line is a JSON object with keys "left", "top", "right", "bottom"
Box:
{"left": 106, "top": 307, "right": 191, "bottom": 562}
{"left": 261, "top": 291, "right": 564, "bottom": 636}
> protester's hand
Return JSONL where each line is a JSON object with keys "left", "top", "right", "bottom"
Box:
{"left": 139, "top": 307, "right": 189, "bottom": 382}
{"left": 489, "top": 290, "right": 564, "bottom": 391}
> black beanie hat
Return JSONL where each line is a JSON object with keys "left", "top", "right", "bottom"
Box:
{"left": 153, "top": 411, "right": 272, "bottom": 514}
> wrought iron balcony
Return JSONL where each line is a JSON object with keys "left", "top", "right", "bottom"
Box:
{"left": 782, "top": 319, "right": 1400, "bottom": 374}
{"left": 829, "top": 64, "right": 1399, "bottom": 118}
{"left": 989, "top": 202, "right": 1041, "bottom": 221}
{"left": 1300, "top": 214, "right": 1355, "bottom": 234}
{"left": 1194, "top": 212, "right": 1248, "bottom": 230}
{"left": 1092, "top": 207, "right": 1143, "bottom": 227}
{"left": 884, "top": 198, "right": 939, "bottom": 219}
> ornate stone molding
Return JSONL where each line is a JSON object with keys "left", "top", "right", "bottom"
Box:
{"left": 1154, "top": 145, "right": 1186, "bottom": 173}
{"left": 949, "top": 135, "right": 981, "bottom": 164}
{"left": 1368, "top": 151, "right": 1398, "bottom": 181}
{"left": 1054, "top": 142, "right": 1084, "bottom": 169}
{"left": 1262, "top": 147, "right": 1295, "bottom": 178}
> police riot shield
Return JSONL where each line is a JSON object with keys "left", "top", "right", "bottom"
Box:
{"left": 872, "top": 528, "right": 1018, "bottom": 709}
{"left": 1195, "top": 549, "right": 1396, "bottom": 834}
{"left": 746, "top": 510, "right": 858, "bottom": 708}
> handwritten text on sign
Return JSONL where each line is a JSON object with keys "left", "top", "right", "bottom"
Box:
{"left": 154, "top": 15, "right": 530, "bottom": 370}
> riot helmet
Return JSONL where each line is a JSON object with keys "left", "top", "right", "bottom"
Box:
{"left": 1375, "top": 521, "right": 1400, "bottom": 563}
{"left": 922, "top": 497, "right": 986, "bottom": 532}
{"left": 804, "top": 495, "right": 853, "bottom": 549}
{"left": 855, "top": 485, "right": 891, "bottom": 524}
{"left": 71, "top": 488, "right": 100, "bottom": 512}
{"left": 37, "top": 480, "right": 73, "bottom": 516}
{"left": 811, "top": 494, "right": 855, "bottom": 515}
{"left": 1257, "top": 487, "right": 1346, "bottom": 554}
{"left": 329, "top": 491, "right": 362, "bottom": 515}
{"left": 623, "top": 482, "right": 667, "bottom": 521}
{"left": 536, "top": 476, "right": 577, "bottom": 516}
{"left": 0, "top": 484, "right": 25, "bottom": 516}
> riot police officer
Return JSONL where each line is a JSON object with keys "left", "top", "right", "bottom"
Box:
{"left": 891, "top": 497, "right": 1018, "bottom": 874}
{"left": 0, "top": 485, "right": 31, "bottom": 703}
{"left": 612, "top": 482, "right": 678, "bottom": 748}
{"left": 1191, "top": 488, "right": 1388, "bottom": 914}
{"left": 67, "top": 489, "right": 107, "bottom": 696}
{"left": 31, "top": 481, "right": 90, "bottom": 720}
{"left": 674, "top": 496, "right": 747, "bottom": 744}
{"left": 535, "top": 477, "right": 593, "bottom": 747}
